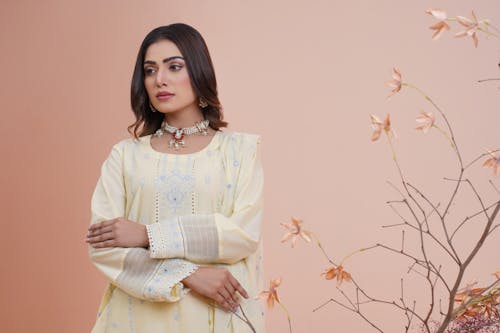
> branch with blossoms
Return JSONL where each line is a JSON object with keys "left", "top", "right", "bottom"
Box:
{"left": 425, "top": 8, "right": 500, "bottom": 47}
{"left": 255, "top": 277, "right": 293, "bottom": 332}
{"left": 326, "top": 8, "right": 499, "bottom": 332}
{"left": 418, "top": 271, "right": 500, "bottom": 333}
{"left": 262, "top": 7, "right": 500, "bottom": 333}
{"left": 426, "top": 8, "right": 500, "bottom": 89}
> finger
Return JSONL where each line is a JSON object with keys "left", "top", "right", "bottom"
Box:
{"left": 87, "top": 225, "right": 114, "bottom": 237}
{"left": 229, "top": 274, "right": 249, "bottom": 299}
{"left": 224, "top": 283, "right": 239, "bottom": 304}
{"left": 224, "top": 285, "right": 240, "bottom": 311}
{"left": 218, "top": 288, "right": 237, "bottom": 311}
{"left": 92, "top": 239, "right": 115, "bottom": 248}
{"left": 88, "top": 219, "right": 117, "bottom": 231}
{"left": 87, "top": 232, "right": 114, "bottom": 244}
{"left": 215, "top": 293, "right": 231, "bottom": 312}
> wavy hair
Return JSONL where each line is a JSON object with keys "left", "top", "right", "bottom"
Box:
{"left": 128, "top": 23, "right": 227, "bottom": 139}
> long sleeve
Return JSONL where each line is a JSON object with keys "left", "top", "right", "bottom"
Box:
{"left": 88, "top": 142, "right": 199, "bottom": 302}
{"left": 146, "top": 134, "right": 264, "bottom": 265}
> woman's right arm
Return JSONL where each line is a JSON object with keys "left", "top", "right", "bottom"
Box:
{"left": 89, "top": 142, "right": 245, "bottom": 309}
{"left": 89, "top": 142, "right": 199, "bottom": 302}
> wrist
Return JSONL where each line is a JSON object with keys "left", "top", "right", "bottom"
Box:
{"left": 181, "top": 266, "right": 201, "bottom": 288}
{"left": 142, "top": 224, "right": 150, "bottom": 248}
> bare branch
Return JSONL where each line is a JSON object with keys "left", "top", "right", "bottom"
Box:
{"left": 465, "top": 179, "right": 490, "bottom": 222}
{"left": 489, "top": 223, "right": 500, "bottom": 235}
{"left": 463, "top": 148, "right": 500, "bottom": 170}
{"left": 451, "top": 200, "right": 500, "bottom": 240}
{"left": 337, "top": 286, "right": 357, "bottom": 310}
{"left": 490, "top": 180, "right": 500, "bottom": 195}
{"left": 428, "top": 261, "right": 451, "bottom": 292}
{"left": 382, "top": 222, "right": 406, "bottom": 228}
{"left": 312, "top": 298, "right": 354, "bottom": 313}
{"left": 406, "top": 182, "right": 443, "bottom": 220}
{"left": 437, "top": 201, "right": 500, "bottom": 333}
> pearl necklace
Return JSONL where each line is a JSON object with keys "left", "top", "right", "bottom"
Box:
{"left": 154, "top": 119, "right": 210, "bottom": 150}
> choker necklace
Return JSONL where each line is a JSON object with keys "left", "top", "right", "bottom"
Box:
{"left": 154, "top": 119, "right": 210, "bottom": 150}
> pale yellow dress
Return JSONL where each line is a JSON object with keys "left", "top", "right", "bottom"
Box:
{"left": 88, "top": 130, "right": 265, "bottom": 333}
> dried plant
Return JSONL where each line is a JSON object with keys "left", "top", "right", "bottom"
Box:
{"left": 260, "top": 7, "right": 499, "bottom": 333}
{"left": 255, "top": 277, "right": 293, "bottom": 332}
{"left": 314, "top": 9, "right": 500, "bottom": 333}
{"left": 282, "top": 7, "right": 500, "bottom": 333}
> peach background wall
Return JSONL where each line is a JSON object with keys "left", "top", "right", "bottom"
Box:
{"left": 1, "top": 0, "right": 499, "bottom": 332}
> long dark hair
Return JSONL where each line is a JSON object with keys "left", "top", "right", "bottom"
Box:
{"left": 128, "top": 23, "right": 227, "bottom": 139}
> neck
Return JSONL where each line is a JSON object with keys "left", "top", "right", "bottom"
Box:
{"left": 163, "top": 106, "right": 204, "bottom": 129}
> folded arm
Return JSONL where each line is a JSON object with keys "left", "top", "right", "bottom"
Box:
{"left": 88, "top": 142, "right": 199, "bottom": 302}
{"left": 145, "top": 135, "right": 264, "bottom": 265}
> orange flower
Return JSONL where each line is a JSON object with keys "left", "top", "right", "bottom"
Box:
{"left": 280, "top": 217, "right": 312, "bottom": 247}
{"left": 455, "top": 11, "right": 481, "bottom": 47}
{"left": 255, "top": 278, "right": 281, "bottom": 309}
{"left": 370, "top": 113, "right": 395, "bottom": 142}
{"left": 425, "top": 9, "right": 450, "bottom": 40}
{"left": 455, "top": 287, "right": 484, "bottom": 303}
{"left": 453, "top": 285, "right": 500, "bottom": 320}
{"left": 426, "top": 8, "right": 448, "bottom": 21}
{"left": 321, "top": 265, "right": 352, "bottom": 286}
{"left": 415, "top": 111, "right": 436, "bottom": 133}
{"left": 385, "top": 68, "right": 402, "bottom": 98}
{"left": 483, "top": 150, "right": 500, "bottom": 176}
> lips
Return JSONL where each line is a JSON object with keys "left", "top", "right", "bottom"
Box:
{"left": 156, "top": 91, "right": 174, "bottom": 101}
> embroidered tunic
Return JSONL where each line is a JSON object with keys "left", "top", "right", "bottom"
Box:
{"left": 88, "top": 130, "right": 265, "bottom": 333}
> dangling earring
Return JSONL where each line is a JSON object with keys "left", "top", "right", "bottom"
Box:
{"left": 149, "top": 101, "right": 157, "bottom": 113}
{"left": 198, "top": 97, "right": 208, "bottom": 108}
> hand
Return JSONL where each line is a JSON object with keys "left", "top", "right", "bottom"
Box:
{"left": 86, "top": 218, "right": 149, "bottom": 248}
{"left": 182, "top": 267, "right": 249, "bottom": 312}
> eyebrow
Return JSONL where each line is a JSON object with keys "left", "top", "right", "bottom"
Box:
{"left": 143, "top": 56, "right": 185, "bottom": 65}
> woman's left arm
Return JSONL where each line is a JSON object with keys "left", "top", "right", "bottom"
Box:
{"left": 147, "top": 135, "right": 264, "bottom": 265}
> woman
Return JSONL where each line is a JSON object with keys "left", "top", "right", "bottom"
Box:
{"left": 85, "top": 23, "right": 265, "bottom": 332}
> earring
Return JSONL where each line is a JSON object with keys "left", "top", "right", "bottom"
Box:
{"left": 149, "top": 101, "right": 157, "bottom": 112}
{"left": 198, "top": 97, "right": 208, "bottom": 108}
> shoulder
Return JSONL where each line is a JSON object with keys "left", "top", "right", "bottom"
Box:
{"left": 109, "top": 135, "right": 149, "bottom": 153}
{"left": 98, "top": 136, "right": 148, "bottom": 165}
{"left": 218, "top": 130, "right": 261, "bottom": 153}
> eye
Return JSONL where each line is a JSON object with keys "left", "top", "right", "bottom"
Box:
{"left": 144, "top": 67, "right": 157, "bottom": 76}
{"left": 169, "top": 63, "right": 183, "bottom": 71}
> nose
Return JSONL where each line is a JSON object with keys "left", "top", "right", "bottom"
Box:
{"left": 155, "top": 67, "right": 168, "bottom": 87}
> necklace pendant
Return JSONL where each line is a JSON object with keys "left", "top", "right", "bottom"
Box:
{"left": 169, "top": 138, "right": 185, "bottom": 150}
{"left": 169, "top": 129, "right": 185, "bottom": 150}
{"left": 174, "top": 129, "right": 185, "bottom": 140}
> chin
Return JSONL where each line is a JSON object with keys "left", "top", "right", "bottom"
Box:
{"left": 157, "top": 106, "right": 182, "bottom": 114}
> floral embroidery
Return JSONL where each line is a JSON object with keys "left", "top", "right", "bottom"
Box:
{"left": 143, "top": 259, "right": 198, "bottom": 302}
{"left": 155, "top": 169, "right": 195, "bottom": 214}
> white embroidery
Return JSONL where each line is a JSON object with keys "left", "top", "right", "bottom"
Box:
{"left": 143, "top": 259, "right": 198, "bottom": 302}
{"left": 155, "top": 169, "right": 195, "bottom": 214}
{"left": 146, "top": 220, "right": 185, "bottom": 259}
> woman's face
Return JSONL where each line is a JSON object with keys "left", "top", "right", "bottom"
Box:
{"left": 143, "top": 39, "right": 197, "bottom": 115}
